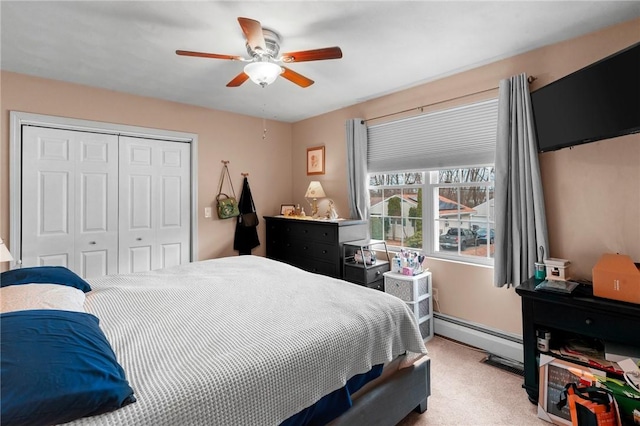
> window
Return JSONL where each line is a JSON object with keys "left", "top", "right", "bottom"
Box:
{"left": 369, "top": 166, "right": 495, "bottom": 265}
{"left": 365, "top": 98, "right": 499, "bottom": 266}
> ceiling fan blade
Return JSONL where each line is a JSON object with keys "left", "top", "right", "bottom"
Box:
{"left": 280, "top": 67, "right": 314, "bottom": 88}
{"left": 238, "top": 17, "right": 267, "bottom": 53}
{"left": 280, "top": 47, "right": 343, "bottom": 63}
{"left": 176, "top": 50, "right": 243, "bottom": 61}
{"left": 226, "top": 72, "right": 250, "bottom": 87}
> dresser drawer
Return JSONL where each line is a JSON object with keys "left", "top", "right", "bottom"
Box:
{"left": 281, "top": 239, "right": 338, "bottom": 262}
{"left": 344, "top": 262, "right": 389, "bottom": 285}
{"left": 366, "top": 279, "right": 384, "bottom": 292}
{"left": 532, "top": 300, "right": 637, "bottom": 342}
{"left": 312, "top": 243, "right": 339, "bottom": 263}
{"left": 281, "top": 222, "right": 338, "bottom": 244}
{"left": 383, "top": 272, "right": 430, "bottom": 302}
{"left": 295, "top": 257, "right": 340, "bottom": 278}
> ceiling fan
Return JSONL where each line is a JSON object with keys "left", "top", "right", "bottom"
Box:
{"left": 176, "top": 17, "right": 342, "bottom": 88}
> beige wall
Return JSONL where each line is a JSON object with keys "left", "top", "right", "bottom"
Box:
{"left": 2, "top": 18, "right": 638, "bottom": 337}
{"left": 0, "top": 72, "right": 293, "bottom": 261}
{"left": 290, "top": 18, "right": 640, "bottom": 335}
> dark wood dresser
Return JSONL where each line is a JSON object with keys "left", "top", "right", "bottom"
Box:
{"left": 515, "top": 277, "right": 640, "bottom": 403}
{"left": 264, "top": 216, "right": 368, "bottom": 279}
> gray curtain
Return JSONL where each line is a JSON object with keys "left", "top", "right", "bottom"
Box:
{"left": 494, "top": 73, "right": 549, "bottom": 288}
{"left": 345, "top": 119, "right": 369, "bottom": 220}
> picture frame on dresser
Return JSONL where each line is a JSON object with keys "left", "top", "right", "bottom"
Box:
{"left": 280, "top": 204, "right": 295, "bottom": 215}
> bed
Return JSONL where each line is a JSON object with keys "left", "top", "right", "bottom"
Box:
{"left": 1, "top": 255, "right": 430, "bottom": 426}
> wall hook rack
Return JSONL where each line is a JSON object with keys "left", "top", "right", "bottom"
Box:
{"left": 241, "top": 173, "right": 249, "bottom": 177}
{"left": 221, "top": 160, "right": 229, "bottom": 165}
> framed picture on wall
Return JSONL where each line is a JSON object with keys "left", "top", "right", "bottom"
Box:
{"left": 307, "top": 146, "right": 325, "bottom": 175}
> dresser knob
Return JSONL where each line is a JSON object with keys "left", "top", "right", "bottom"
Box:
{"left": 376, "top": 271, "right": 381, "bottom": 276}
{"left": 585, "top": 318, "right": 593, "bottom": 325}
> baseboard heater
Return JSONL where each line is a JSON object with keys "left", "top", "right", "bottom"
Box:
{"left": 433, "top": 313, "right": 524, "bottom": 364}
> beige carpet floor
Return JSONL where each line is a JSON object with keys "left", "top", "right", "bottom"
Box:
{"left": 397, "top": 335, "right": 549, "bottom": 426}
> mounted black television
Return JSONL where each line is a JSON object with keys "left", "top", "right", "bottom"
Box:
{"left": 531, "top": 41, "right": 640, "bottom": 152}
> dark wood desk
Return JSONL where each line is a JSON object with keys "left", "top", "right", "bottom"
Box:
{"left": 515, "top": 277, "right": 640, "bottom": 403}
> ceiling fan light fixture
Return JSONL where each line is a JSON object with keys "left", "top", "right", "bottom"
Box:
{"left": 244, "top": 62, "right": 282, "bottom": 87}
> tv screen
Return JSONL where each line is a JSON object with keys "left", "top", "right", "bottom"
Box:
{"left": 531, "top": 42, "right": 640, "bottom": 152}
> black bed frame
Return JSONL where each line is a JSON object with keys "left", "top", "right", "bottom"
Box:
{"left": 331, "top": 358, "right": 431, "bottom": 425}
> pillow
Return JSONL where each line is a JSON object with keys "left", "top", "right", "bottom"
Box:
{"left": 1, "top": 309, "right": 136, "bottom": 425}
{"left": 0, "top": 283, "right": 86, "bottom": 314}
{"left": 0, "top": 266, "right": 92, "bottom": 292}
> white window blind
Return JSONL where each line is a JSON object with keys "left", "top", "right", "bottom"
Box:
{"left": 367, "top": 98, "right": 499, "bottom": 172}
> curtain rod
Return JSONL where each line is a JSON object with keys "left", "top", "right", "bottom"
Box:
{"left": 362, "top": 76, "right": 536, "bottom": 124}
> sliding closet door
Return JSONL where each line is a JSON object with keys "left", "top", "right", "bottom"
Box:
{"left": 21, "top": 126, "right": 119, "bottom": 277}
{"left": 118, "top": 136, "right": 191, "bottom": 273}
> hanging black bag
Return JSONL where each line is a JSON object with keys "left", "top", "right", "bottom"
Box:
{"left": 239, "top": 180, "right": 259, "bottom": 227}
{"left": 216, "top": 163, "right": 240, "bottom": 219}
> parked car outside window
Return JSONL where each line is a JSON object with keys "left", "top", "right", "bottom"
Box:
{"left": 476, "top": 228, "right": 495, "bottom": 244}
{"left": 439, "top": 228, "right": 477, "bottom": 251}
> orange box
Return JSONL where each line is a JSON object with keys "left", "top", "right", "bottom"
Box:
{"left": 592, "top": 253, "right": 640, "bottom": 304}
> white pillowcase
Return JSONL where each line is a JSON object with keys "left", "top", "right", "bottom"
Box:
{"left": 0, "top": 283, "right": 86, "bottom": 314}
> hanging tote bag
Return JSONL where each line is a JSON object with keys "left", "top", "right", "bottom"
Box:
{"left": 558, "top": 383, "right": 621, "bottom": 426}
{"left": 216, "top": 164, "right": 240, "bottom": 219}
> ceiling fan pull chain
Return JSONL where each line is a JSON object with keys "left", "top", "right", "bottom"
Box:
{"left": 262, "top": 117, "right": 267, "bottom": 140}
{"left": 261, "top": 99, "right": 268, "bottom": 140}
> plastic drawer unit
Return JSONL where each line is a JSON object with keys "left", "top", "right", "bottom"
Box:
{"left": 383, "top": 271, "right": 433, "bottom": 341}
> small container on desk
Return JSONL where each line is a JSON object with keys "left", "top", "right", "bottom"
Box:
{"left": 383, "top": 270, "right": 433, "bottom": 341}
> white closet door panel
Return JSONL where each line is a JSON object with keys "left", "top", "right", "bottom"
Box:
{"left": 119, "top": 137, "right": 191, "bottom": 273}
{"left": 37, "top": 253, "right": 70, "bottom": 267}
{"left": 80, "top": 173, "right": 110, "bottom": 232}
{"left": 119, "top": 138, "right": 157, "bottom": 274}
{"left": 129, "top": 175, "right": 153, "bottom": 229}
{"left": 128, "top": 245, "right": 153, "bottom": 273}
{"left": 22, "top": 127, "right": 76, "bottom": 269}
{"left": 40, "top": 171, "right": 71, "bottom": 235}
{"left": 75, "top": 132, "right": 118, "bottom": 277}
{"left": 156, "top": 141, "right": 191, "bottom": 267}
{"left": 22, "top": 126, "right": 118, "bottom": 276}
{"left": 80, "top": 250, "right": 109, "bottom": 278}
{"left": 160, "top": 243, "right": 182, "bottom": 269}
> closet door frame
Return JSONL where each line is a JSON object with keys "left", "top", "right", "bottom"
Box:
{"left": 9, "top": 111, "right": 199, "bottom": 270}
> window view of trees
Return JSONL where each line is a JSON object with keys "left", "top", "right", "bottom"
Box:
{"left": 369, "top": 167, "right": 495, "bottom": 263}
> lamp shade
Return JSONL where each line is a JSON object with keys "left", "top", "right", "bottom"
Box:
{"left": 244, "top": 62, "right": 283, "bottom": 87}
{"left": 0, "top": 238, "right": 14, "bottom": 262}
{"left": 305, "top": 181, "right": 326, "bottom": 199}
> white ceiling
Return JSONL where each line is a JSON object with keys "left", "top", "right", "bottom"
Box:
{"left": 2, "top": 1, "right": 639, "bottom": 123}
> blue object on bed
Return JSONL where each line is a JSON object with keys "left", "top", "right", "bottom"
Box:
{"left": 0, "top": 266, "right": 92, "bottom": 292}
{"left": 1, "top": 309, "right": 136, "bottom": 426}
{"left": 280, "top": 364, "right": 384, "bottom": 426}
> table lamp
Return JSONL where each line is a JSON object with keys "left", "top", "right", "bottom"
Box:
{"left": 0, "top": 238, "right": 14, "bottom": 262}
{"left": 305, "top": 181, "right": 326, "bottom": 218}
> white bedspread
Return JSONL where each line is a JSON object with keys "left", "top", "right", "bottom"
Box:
{"left": 70, "top": 255, "right": 427, "bottom": 426}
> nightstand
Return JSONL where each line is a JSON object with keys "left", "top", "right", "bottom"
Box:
{"left": 383, "top": 271, "right": 433, "bottom": 340}
{"left": 342, "top": 240, "right": 390, "bottom": 291}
